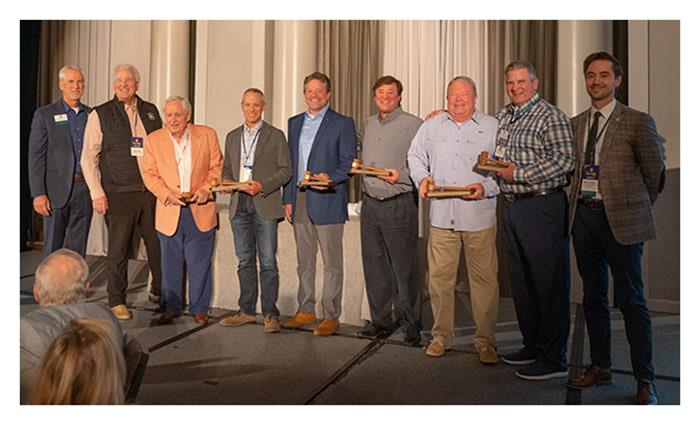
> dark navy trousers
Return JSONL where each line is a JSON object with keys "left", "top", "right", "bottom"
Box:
{"left": 42, "top": 179, "right": 92, "bottom": 257}
{"left": 572, "top": 202, "right": 654, "bottom": 381}
{"left": 502, "top": 191, "right": 571, "bottom": 369}
{"left": 157, "top": 207, "right": 215, "bottom": 315}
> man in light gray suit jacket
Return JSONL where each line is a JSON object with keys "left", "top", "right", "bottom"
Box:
{"left": 566, "top": 52, "right": 665, "bottom": 405}
{"left": 218, "top": 88, "right": 292, "bottom": 333}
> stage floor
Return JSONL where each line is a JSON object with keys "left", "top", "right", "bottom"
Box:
{"left": 20, "top": 250, "right": 680, "bottom": 405}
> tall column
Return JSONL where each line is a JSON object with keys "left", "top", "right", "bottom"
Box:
{"left": 557, "top": 21, "right": 613, "bottom": 117}
{"left": 149, "top": 20, "right": 190, "bottom": 111}
{"left": 271, "top": 21, "right": 317, "bottom": 132}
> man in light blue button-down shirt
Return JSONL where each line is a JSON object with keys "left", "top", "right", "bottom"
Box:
{"left": 407, "top": 76, "right": 500, "bottom": 363}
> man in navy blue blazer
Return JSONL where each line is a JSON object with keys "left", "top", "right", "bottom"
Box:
{"left": 28, "top": 65, "right": 93, "bottom": 257}
{"left": 282, "top": 72, "right": 357, "bottom": 336}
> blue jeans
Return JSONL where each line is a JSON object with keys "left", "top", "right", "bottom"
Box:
{"left": 572, "top": 202, "right": 654, "bottom": 381}
{"left": 230, "top": 194, "right": 280, "bottom": 317}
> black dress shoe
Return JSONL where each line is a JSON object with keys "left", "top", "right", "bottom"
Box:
{"left": 358, "top": 323, "right": 391, "bottom": 337}
{"left": 157, "top": 312, "right": 176, "bottom": 325}
{"left": 636, "top": 380, "right": 658, "bottom": 405}
{"left": 404, "top": 328, "right": 422, "bottom": 347}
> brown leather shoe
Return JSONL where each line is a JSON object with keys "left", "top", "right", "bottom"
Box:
{"left": 194, "top": 312, "right": 209, "bottom": 325}
{"left": 157, "top": 312, "right": 176, "bottom": 325}
{"left": 478, "top": 345, "right": 499, "bottom": 365}
{"left": 426, "top": 340, "right": 449, "bottom": 358}
{"left": 282, "top": 311, "right": 316, "bottom": 329}
{"left": 313, "top": 319, "right": 339, "bottom": 336}
{"left": 566, "top": 365, "right": 612, "bottom": 389}
{"left": 636, "top": 380, "right": 659, "bottom": 405}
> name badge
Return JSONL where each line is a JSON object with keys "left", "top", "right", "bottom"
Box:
{"left": 131, "top": 137, "right": 144, "bottom": 157}
{"left": 495, "top": 145, "right": 507, "bottom": 159}
{"left": 580, "top": 165, "right": 600, "bottom": 199}
{"left": 53, "top": 114, "right": 69, "bottom": 126}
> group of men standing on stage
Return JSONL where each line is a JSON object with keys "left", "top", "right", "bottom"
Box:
{"left": 28, "top": 50, "right": 665, "bottom": 404}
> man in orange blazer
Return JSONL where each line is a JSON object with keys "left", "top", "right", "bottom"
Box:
{"left": 140, "top": 96, "right": 223, "bottom": 325}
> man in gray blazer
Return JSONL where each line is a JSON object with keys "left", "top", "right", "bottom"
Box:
{"left": 219, "top": 88, "right": 292, "bottom": 333}
{"left": 566, "top": 52, "right": 665, "bottom": 405}
{"left": 20, "top": 249, "right": 124, "bottom": 403}
{"left": 28, "top": 65, "right": 93, "bottom": 257}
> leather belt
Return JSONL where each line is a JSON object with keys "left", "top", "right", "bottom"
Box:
{"left": 73, "top": 172, "right": 84, "bottom": 181}
{"left": 365, "top": 191, "right": 413, "bottom": 202}
{"left": 578, "top": 198, "right": 604, "bottom": 210}
{"left": 502, "top": 187, "right": 562, "bottom": 202}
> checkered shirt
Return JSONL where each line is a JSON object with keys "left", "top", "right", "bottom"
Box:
{"left": 494, "top": 94, "right": 575, "bottom": 193}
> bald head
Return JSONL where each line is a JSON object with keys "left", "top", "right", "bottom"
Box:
{"left": 34, "top": 249, "right": 89, "bottom": 307}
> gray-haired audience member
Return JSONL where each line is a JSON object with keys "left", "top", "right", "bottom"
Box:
{"left": 20, "top": 249, "right": 124, "bottom": 404}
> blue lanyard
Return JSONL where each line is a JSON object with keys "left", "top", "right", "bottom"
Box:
{"left": 241, "top": 125, "right": 261, "bottom": 166}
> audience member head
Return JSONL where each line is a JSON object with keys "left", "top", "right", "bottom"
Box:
{"left": 33, "top": 249, "right": 89, "bottom": 307}
{"left": 30, "top": 319, "right": 126, "bottom": 405}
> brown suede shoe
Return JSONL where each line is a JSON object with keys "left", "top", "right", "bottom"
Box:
{"left": 219, "top": 311, "right": 256, "bottom": 327}
{"left": 264, "top": 315, "right": 281, "bottom": 333}
{"left": 313, "top": 319, "right": 339, "bottom": 336}
{"left": 636, "top": 380, "right": 659, "bottom": 405}
{"left": 566, "top": 365, "right": 612, "bottom": 389}
{"left": 111, "top": 304, "right": 131, "bottom": 320}
{"left": 282, "top": 311, "right": 317, "bottom": 329}
{"left": 478, "top": 345, "right": 499, "bottom": 365}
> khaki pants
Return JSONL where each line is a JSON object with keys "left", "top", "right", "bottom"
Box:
{"left": 427, "top": 225, "right": 499, "bottom": 349}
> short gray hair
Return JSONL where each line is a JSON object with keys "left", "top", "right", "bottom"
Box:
{"left": 241, "top": 88, "right": 266, "bottom": 105}
{"left": 505, "top": 60, "right": 538, "bottom": 81}
{"left": 112, "top": 64, "right": 140, "bottom": 84}
{"left": 58, "top": 65, "right": 83, "bottom": 82}
{"left": 163, "top": 95, "right": 192, "bottom": 114}
{"left": 447, "top": 76, "right": 478, "bottom": 97}
{"left": 34, "top": 249, "right": 89, "bottom": 306}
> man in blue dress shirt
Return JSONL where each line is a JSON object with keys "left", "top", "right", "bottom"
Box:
{"left": 282, "top": 72, "right": 357, "bottom": 337}
{"left": 408, "top": 76, "right": 500, "bottom": 364}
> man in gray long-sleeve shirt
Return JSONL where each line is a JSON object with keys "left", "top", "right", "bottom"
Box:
{"left": 357, "top": 76, "right": 423, "bottom": 345}
{"left": 407, "top": 76, "right": 500, "bottom": 363}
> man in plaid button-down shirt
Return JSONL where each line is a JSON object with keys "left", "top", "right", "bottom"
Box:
{"left": 494, "top": 60, "right": 575, "bottom": 381}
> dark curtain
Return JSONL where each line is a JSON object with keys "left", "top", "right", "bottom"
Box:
{"left": 20, "top": 21, "right": 42, "bottom": 251}
{"left": 317, "top": 20, "right": 383, "bottom": 203}
{"left": 487, "top": 20, "right": 558, "bottom": 112}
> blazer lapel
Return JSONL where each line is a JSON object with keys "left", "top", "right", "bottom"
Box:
{"left": 309, "top": 110, "right": 333, "bottom": 163}
{"left": 188, "top": 124, "right": 202, "bottom": 172}
{"left": 575, "top": 110, "right": 588, "bottom": 158}
{"left": 599, "top": 103, "right": 626, "bottom": 164}
{"left": 230, "top": 127, "right": 243, "bottom": 181}
{"left": 253, "top": 123, "right": 269, "bottom": 166}
{"left": 53, "top": 102, "right": 74, "bottom": 150}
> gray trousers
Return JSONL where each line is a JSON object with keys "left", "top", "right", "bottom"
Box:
{"left": 293, "top": 191, "right": 345, "bottom": 320}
